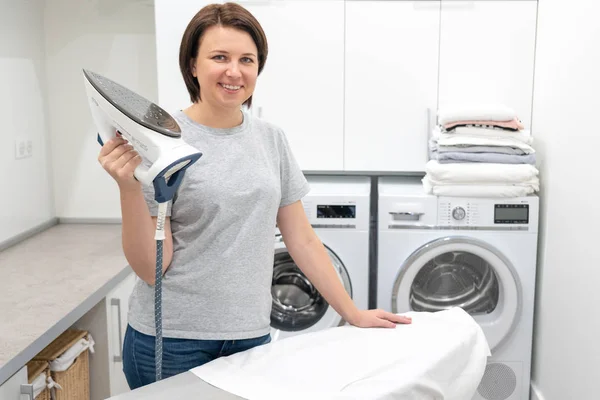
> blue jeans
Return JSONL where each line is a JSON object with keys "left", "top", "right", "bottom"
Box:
{"left": 122, "top": 324, "right": 271, "bottom": 389}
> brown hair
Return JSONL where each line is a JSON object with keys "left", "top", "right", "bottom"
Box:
{"left": 179, "top": 2, "right": 268, "bottom": 107}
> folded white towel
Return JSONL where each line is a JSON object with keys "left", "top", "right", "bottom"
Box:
{"left": 438, "top": 104, "right": 516, "bottom": 125}
{"left": 424, "top": 174, "right": 539, "bottom": 191}
{"left": 426, "top": 160, "right": 539, "bottom": 184}
{"left": 423, "top": 176, "right": 538, "bottom": 198}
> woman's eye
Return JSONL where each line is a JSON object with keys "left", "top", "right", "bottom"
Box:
{"left": 211, "top": 55, "right": 254, "bottom": 63}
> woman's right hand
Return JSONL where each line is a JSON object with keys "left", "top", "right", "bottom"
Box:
{"left": 98, "top": 134, "right": 143, "bottom": 192}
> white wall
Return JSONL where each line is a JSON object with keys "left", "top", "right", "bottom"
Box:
{"left": 0, "top": 1, "right": 55, "bottom": 244}
{"left": 530, "top": 0, "right": 600, "bottom": 398}
{"left": 44, "top": 0, "right": 157, "bottom": 221}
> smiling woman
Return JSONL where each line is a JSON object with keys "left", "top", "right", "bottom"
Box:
{"left": 96, "top": 1, "right": 410, "bottom": 393}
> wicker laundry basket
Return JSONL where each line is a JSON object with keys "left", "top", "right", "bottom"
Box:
{"left": 26, "top": 360, "right": 51, "bottom": 400}
{"left": 33, "top": 329, "right": 90, "bottom": 400}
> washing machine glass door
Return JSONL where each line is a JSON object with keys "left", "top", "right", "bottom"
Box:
{"left": 392, "top": 236, "right": 521, "bottom": 352}
{"left": 271, "top": 236, "right": 352, "bottom": 333}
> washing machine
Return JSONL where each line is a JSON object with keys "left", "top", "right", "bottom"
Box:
{"left": 270, "top": 176, "right": 370, "bottom": 342}
{"left": 377, "top": 177, "right": 538, "bottom": 400}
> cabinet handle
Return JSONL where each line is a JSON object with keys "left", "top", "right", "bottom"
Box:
{"left": 413, "top": 1, "right": 441, "bottom": 10}
{"left": 426, "top": 108, "right": 433, "bottom": 160}
{"left": 441, "top": 1, "right": 475, "bottom": 10}
{"left": 20, "top": 384, "right": 34, "bottom": 400}
{"left": 235, "top": 0, "right": 280, "bottom": 5}
{"left": 111, "top": 298, "right": 124, "bottom": 362}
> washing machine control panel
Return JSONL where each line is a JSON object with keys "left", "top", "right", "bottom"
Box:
{"left": 438, "top": 197, "right": 538, "bottom": 229}
{"left": 302, "top": 197, "right": 370, "bottom": 230}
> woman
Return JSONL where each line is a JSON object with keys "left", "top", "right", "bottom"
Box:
{"left": 97, "top": 2, "right": 411, "bottom": 389}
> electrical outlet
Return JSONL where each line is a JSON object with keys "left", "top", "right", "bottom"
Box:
{"left": 14, "top": 138, "right": 32, "bottom": 159}
{"left": 15, "top": 139, "right": 24, "bottom": 159}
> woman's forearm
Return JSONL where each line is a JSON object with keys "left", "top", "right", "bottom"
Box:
{"left": 286, "top": 235, "right": 360, "bottom": 324}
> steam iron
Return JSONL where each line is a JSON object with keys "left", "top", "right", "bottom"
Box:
{"left": 82, "top": 69, "right": 201, "bottom": 203}
{"left": 83, "top": 69, "right": 202, "bottom": 381}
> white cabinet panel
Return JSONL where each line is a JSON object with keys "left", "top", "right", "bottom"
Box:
{"left": 438, "top": 0, "right": 538, "bottom": 129}
{"left": 106, "top": 272, "right": 137, "bottom": 397}
{"left": 155, "top": 0, "right": 344, "bottom": 171}
{"left": 0, "top": 366, "right": 27, "bottom": 400}
{"left": 155, "top": 0, "right": 215, "bottom": 113}
{"left": 345, "top": 1, "right": 440, "bottom": 172}
{"left": 243, "top": 1, "right": 345, "bottom": 171}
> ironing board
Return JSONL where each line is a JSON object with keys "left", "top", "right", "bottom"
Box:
{"left": 107, "top": 372, "right": 244, "bottom": 400}
{"left": 110, "top": 308, "right": 490, "bottom": 400}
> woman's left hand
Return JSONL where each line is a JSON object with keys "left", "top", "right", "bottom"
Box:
{"left": 347, "top": 309, "right": 412, "bottom": 329}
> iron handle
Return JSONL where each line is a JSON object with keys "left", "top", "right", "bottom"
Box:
{"left": 20, "top": 384, "right": 34, "bottom": 400}
{"left": 111, "top": 298, "right": 124, "bottom": 362}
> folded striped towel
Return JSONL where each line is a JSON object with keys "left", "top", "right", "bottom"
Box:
{"left": 444, "top": 118, "right": 524, "bottom": 131}
{"left": 437, "top": 126, "right": 533, "bottom": 145}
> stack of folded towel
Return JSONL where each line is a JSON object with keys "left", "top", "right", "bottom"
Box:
{"left": 424, "top": 104, "right": 540, "bottom": 198}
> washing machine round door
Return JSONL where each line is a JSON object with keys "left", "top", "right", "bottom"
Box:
{"left": 271, "top": 235, "right": 352, "bottom": 340}
{"left": 392, "top": 236, "right": 521, "bottom": 352}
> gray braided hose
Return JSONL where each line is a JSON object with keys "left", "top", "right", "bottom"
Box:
{"left": 155, "top": 239, "right": 163, "bottom": 381}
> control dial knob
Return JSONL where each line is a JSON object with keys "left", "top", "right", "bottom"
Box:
{"left": 452, "top": 206, "right": 466, "bottom": 221}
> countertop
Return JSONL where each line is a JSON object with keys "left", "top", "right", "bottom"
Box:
{"left": 0, "top": 223, "right": 131, "bottom": 385}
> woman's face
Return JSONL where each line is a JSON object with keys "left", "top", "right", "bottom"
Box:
{"left": 193, "top": 25, "right": 259, "bottom": 110}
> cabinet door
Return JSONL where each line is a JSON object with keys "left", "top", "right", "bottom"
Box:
{"left": 155, "top": 0, "right": 214, "bottom": 112}
{"left": 241, "top": 0, "right": 345, "bottom": 171}
{"left": 0, "top": 366, "right": 27, "bottom": 400}
{"left": 438, "top": 0, "right": 538, "bottom": 129}
{"left": 107, "top": 272, "right": 137, "bottom": 396}
{"left": 345, "top": 1, "right": 441, "bottom": 172}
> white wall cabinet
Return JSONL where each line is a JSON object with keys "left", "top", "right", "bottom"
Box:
{"left": 438, "top": 0, "right": 538, "bottom": 129}
{"left": 156, "top": 0, "right": 538, "bottom": 173}
{"left": 344, "top": 1, "right": 441, "bottom": 172}
{"left": 242, "top": 0, "right": 345, "bottom": 171}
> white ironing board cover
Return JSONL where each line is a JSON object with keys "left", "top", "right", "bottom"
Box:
{"left": 191, "top": 307, "right": 491, "bottom": 400}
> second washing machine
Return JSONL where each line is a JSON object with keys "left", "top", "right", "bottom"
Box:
{"left": 377, "top": 176, "right": 539, "bottom": 400}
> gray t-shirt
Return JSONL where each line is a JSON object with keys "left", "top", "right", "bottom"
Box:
{"left": 127, "top": 109, "right": 310, "bottom": 340}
